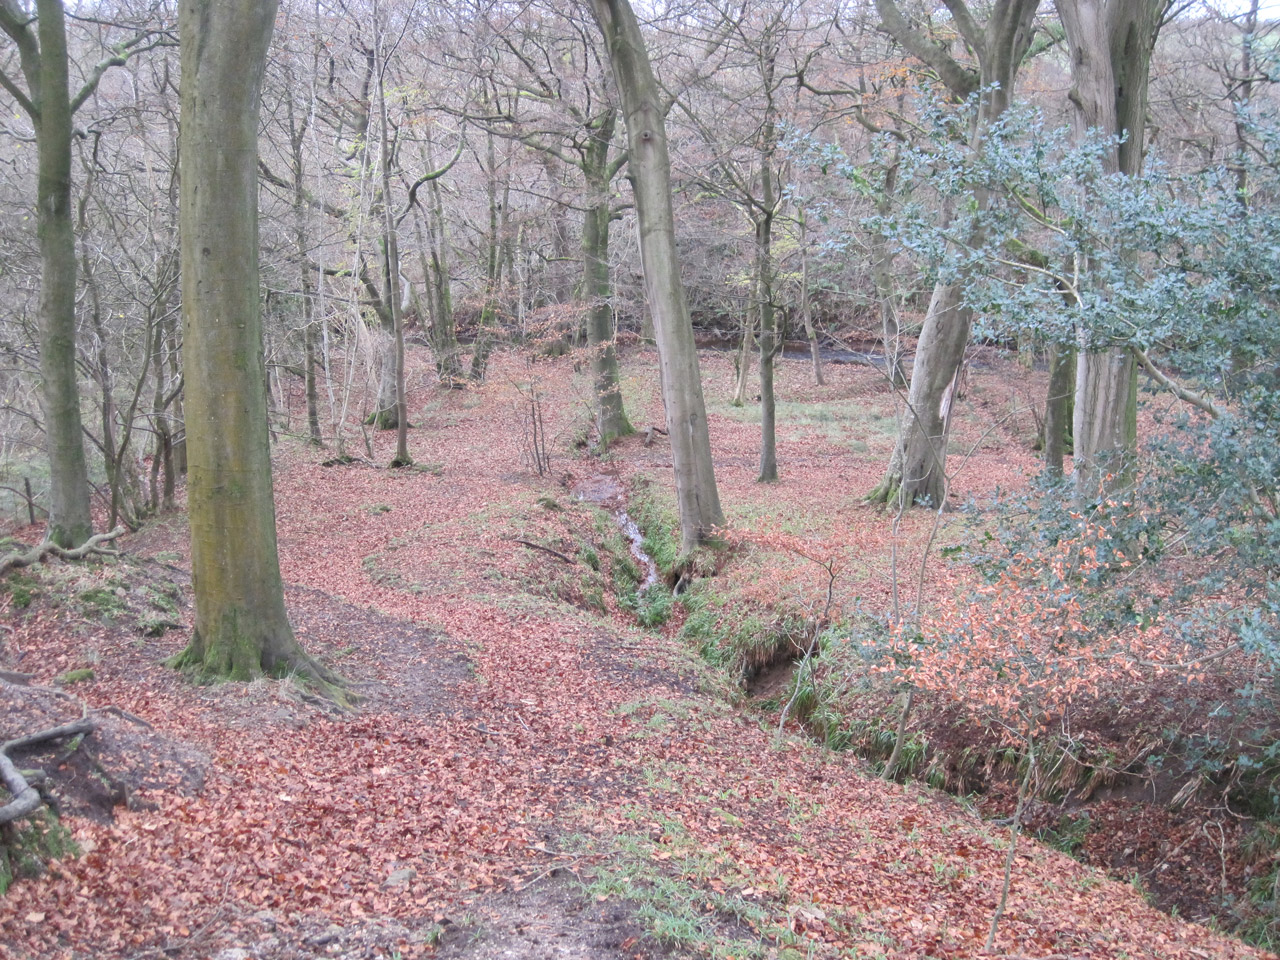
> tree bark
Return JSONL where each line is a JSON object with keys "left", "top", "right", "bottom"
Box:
{"left": 26, "top": 0, "right": 93, "bottom": 547}
{"left": 581, "top": 109, "right": 633, "bottom": 445}
{"left": 174, "top": 0, "right": 335, "bottom": 687}
{"left": 870, "top": 0, "right": 1039, "bottom": 507}
{"left": 796, "top": 208, "right": 823, "bottom": 386}
{"left": 589, "top": 0, "right": 724, "bottom": 552}
{"left": 1059, "top": 0, "right": 1163, "bottom": 498}
{"left": 1043, "top": 342, "right": 1075, "bottom": 477}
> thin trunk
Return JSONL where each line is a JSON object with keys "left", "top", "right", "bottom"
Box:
{"left": 582, "top": 121, "right": 633, "bottom": 444}
{"left": 374, "top": 6, "right": 410, "bottom": 467}
{"left": 589, "top": 0, "right": 724, "bottom": 552}
{"left": 34, "top": 0, "right": 93, "bottom": 547}
{"left": 732, "top": 296, "right": 756, "bottom": 407}
{"left": 872, "top": 155, "right": 906, "bottom": 388}
{"left": 1043, "top": 342, "right": 1075, "bottom": 477}
{"left": 797, "top": 209, "right": 823, "bottom": 386}
{"left": 422, "top": 137, "right": 461, "bottom": 383}
{"left": 470, "top": 125, "right": 502, "bottom": 382}
{"left": 757, "top": 102, "right": 779, "bottom": 484}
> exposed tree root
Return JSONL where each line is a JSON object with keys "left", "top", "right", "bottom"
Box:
{"left": 0, "top": 526, "right": 126, "bottom": 580}
{"left": 0, "top": 719, "right": 95, "bottom": 826}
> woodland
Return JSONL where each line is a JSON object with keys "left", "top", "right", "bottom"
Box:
{"left": 1, "top": 0, "right": 1280, "bottom": 957}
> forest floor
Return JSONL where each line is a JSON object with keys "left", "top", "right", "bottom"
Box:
{"left": 0, "top": 343, "right": 1271, "bottom": 959}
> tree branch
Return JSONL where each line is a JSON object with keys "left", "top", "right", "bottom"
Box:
{"left": 1134, "top": 348, "right": 1223, "bottom": 419}
{"left": 875, "top": 0, "right": 979, "bottom": 99}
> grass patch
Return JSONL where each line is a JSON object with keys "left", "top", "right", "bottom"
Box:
{"left": 572, "top": 811, "right": 830, "bottom": 959}
{"left": 678, "top": 581, "right": 804, "bottom": 681}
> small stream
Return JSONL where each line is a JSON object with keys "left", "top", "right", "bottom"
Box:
{"left": 570, "top": 473, "right": 659, "bottom": 593}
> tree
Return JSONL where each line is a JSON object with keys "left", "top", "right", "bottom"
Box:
{"left": 1058, "top": 0, "right": 1164, "bottom": 498}
{"left": 588, "top": 0, "right": 724, "bottom": 552}
{"left": 868, "top": 0, "right": 1039, "bottom": 507}
{"left": 173, "top": 0, "right": 336, "bottom": 687}
{"left": 0, "top": 1, "right": 166, "bottom": 546}
{"left": 461, "top": 2, "right": 634, "bottom": 442}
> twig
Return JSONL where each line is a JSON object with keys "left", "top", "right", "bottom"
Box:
{"left": 508, "top": 538, "right": 576, "bottom": 565}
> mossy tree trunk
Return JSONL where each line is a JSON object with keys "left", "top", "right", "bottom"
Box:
{"left": 175, "top": 0, "right": 335, "bottom": 686}
{"left": 0, "top": 0, "right": 94, "bottom": 547}
{"left": 589, "top": 0, "right": 724, "bottom": 552}
{"left": 581, "top": 109, "right": 633, "bottom": 446}
{"left": 1043, "top": 342, "right": 1075, "bottom": 477}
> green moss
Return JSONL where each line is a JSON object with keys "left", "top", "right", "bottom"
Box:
{"left": 55, "top": 668, "right": 94, "bottom": 686}
{"left": 77, "top": 585, "right": 127, "bottom": 619}
{"left": 3, "top": 572, "right": 38, "bottom": 609}
{"left": 0, "top": 809, "right": 79, "bottom": 895}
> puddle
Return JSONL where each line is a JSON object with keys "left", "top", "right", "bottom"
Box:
{"left": 571, "top": 473, "right": 660, "bottom": 593}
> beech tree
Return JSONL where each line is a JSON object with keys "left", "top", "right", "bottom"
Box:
{"left": 463, "top": 2, "right": 634, "bottom": 442}
{"left": 589, "top": 0, "right": 724, "bottom": 551}
{"left": 173, "top": 0, "right": 335, "bottom": 686}
{"left": 868, "top": 0, "right": 1039, "bottom": 507}
{"left": 1058, "top": 0, "right": 1164, "bottom": 497}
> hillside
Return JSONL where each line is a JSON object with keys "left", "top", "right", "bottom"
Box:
{"left": 0, "top": 345, "right": 1268, "bottom": 960}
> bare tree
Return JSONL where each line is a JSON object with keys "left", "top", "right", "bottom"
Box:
{"left": 589, "top": 0, "right": 724, "bottom": 552}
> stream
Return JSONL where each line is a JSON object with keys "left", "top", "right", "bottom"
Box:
{"left": 570, "top": 473, "right": 660, "bottom": 593}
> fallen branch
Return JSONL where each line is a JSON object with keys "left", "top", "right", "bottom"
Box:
{"left": 642, "top": 425, "right": 668, "bottom": 447}
{"left": 0, "top": 526, "right": 127, "bottom": 579}
{"left": 0, "top": 718, "right": 95, "bottom": 826}
{"left": 508, "top": 538, "right": 576, "bottom": 565}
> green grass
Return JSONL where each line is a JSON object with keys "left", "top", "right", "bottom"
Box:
{"left": 571, "top": 812, "right": 829, "bottom": 960}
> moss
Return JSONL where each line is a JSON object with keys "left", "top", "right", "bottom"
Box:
{"left": 0, "top": 809, "right": 78, "bottom": 895}
{"left": 77, "top": 585, "right": 128, "bottom": 620}
{"left": 55, "top": 668, "right": 94, "bottom": 686}
{"left": 2, "top": 572, "right": 39, "bottom": 609}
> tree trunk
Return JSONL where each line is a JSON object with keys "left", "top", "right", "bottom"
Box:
{"left": 796, "top": 208, "right": 823, "bottom": 386}
{"left": 422, "top": 138, "right": 462, "bottom": 384}
{"left": 33, "top": 0, "right": 93, "bottom": 547}
{"left": 872, "top": 155, "right": 906, "bottom": 388}
{"left": 756, "top": 214, "right": 778, "bottom": 483}
{"left": 870, "top": 0, "right": 1039, "bottom": 507}
{"left": 374, "top": 6, "right": 410, "bottom": 468}
{"left": 1059, "top": 0, "right": 1163, "bottom": 498}
{"left": 1043, "top": 342, "right": 1075, "bottom": 477}
{"left": 589, "top": 0, "right": 724, "bottom": 552}
{"left": 470, "top": 126, "right": 503, "bottom": 382}
{"left": 732, "top": 297, "right": 756, "bottom": 407}
{"left": 173, "top": 0, "right": 335, "bottom": 687}
{"left": 870, "top": 282, "right": 969, "bottom": 507}
{"left": 582, "top": 110, "right": 633, "bottom": 445}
